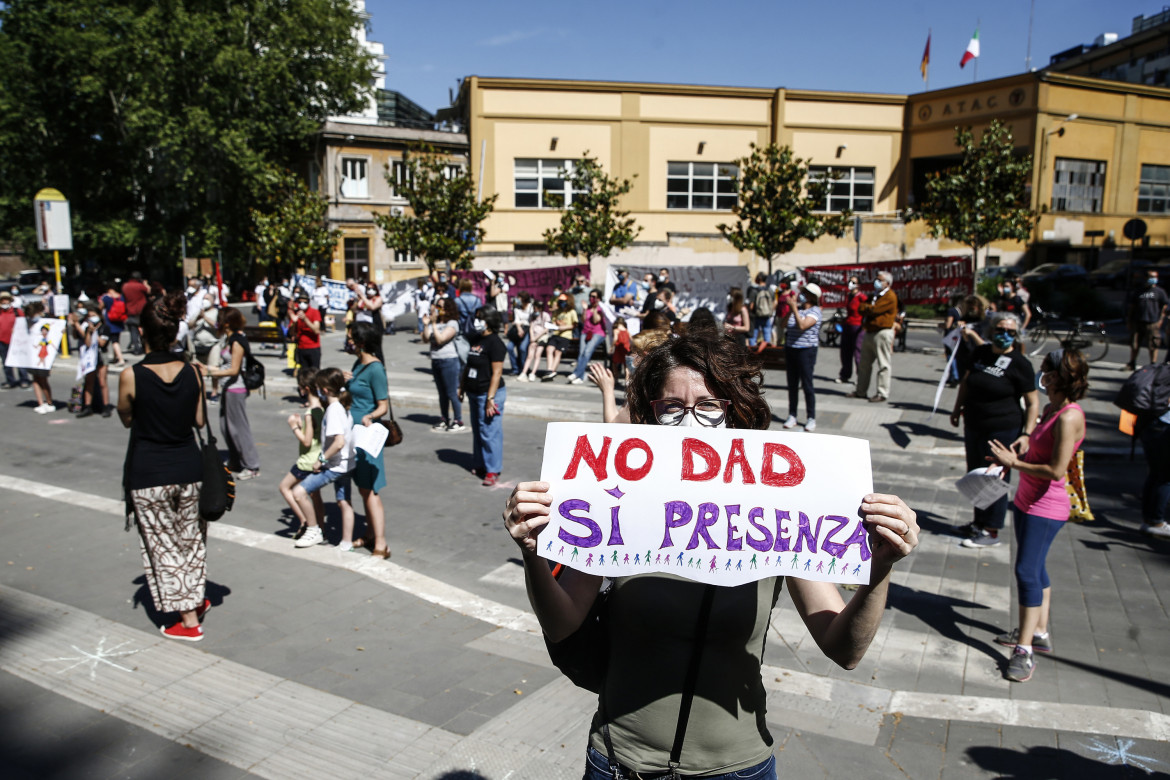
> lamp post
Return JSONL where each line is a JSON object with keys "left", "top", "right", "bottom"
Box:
{"left": 1035, "top": 113, "right": 1079, "bottom": 250}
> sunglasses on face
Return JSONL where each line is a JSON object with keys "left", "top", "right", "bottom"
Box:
{"left": 993, "top": 327, "right": 1018, "bottom": 335}
{"left": 651, "top": 399, "right": 731, "bottom": 427}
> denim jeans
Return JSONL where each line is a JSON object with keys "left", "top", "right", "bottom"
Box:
{"left": 583, "top": 746, "right": 776, "bottom": 780}
{"left": 749, "top": 315, "right": 774, "bottom": 347}
{"left": 573, "top": 333, "right": 606, "bottom": 379}
{"left": 1139, "top": 418, "right": 1170, "bottom": 523}
{"left": 468, "top": 387, "right": 506, "bottom": 473}
{"left": 432, "top": 357, "right": 463, "bottom": 424}
{"left": 505, "top": 333, "right": 529, "bottom": 375}
{"left": 963, "top": 420, "right": 1021, "bottom": 531}
{"left": 784, "top": 346, "right": 817, "bottom": 419}
{"left": 0, "top": 341, "right": 30, "bottom": 385}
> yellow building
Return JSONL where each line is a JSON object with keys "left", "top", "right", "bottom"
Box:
{"left": 448, "top": 70, "right": 1170, "bottom": 277}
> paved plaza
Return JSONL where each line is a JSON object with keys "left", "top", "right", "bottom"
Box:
{"left": 1, "top": 323, "right": 1168, "bottom": 779}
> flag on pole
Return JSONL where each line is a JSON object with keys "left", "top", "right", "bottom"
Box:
{"left": 960, "top": 29, "right": 980, "bottom": 68}
{"left": 920, "top": 32, "right": 931, "bottom": 82}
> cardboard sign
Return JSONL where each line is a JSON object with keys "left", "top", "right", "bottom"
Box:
{"left": 7, "top": 317, "right": 66, "bottom": 370}
{"left": 538, "top": 423, "right": 874, "bottom": 586}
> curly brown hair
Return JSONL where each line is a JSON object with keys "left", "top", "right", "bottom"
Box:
{"left": 626, "top": 331, "right": 770, "bottom": 430}
{"left": 1042, "top": 348, "right": 1089, "bottom": 401}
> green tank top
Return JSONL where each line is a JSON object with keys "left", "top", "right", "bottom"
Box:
{"left": 588, "top": 574, "right": 783, "bottom": 774}
{"left": 294, "top": 407, "right": 324, "bottom": 470}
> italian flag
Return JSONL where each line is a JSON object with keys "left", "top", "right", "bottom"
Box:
{"left": 960, "top": 29, "right": 980, "bottom": 68}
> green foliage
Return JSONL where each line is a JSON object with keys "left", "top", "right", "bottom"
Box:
{"left": 249, "top": 168, "right": 339, "bottom": 274}
{"left": 911, "top": 120, "right": 1036, "bottom": 266}
{"left": 0, "top": 0, "right": 374, "bottom": 272}
{"left": 542, "top": 156, "right": 641, "bottom": 263}
{"left": 374, "top": 144, "right": 497, "bottom": 272}
{"left": 717, "top": 143, "right": 852, "bottom": 276}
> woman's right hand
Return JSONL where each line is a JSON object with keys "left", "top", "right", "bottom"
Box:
{"left": 950, "top": 410, "right": 961, "bottom": 428}
{"left": 587, "top": 363, "right": 614, "bottom": 393}
{"left": 504, "top": 481, "right": 553, "bottom": 553}
{"left": 341, "top": 369, "right": 353, "bottom": 381}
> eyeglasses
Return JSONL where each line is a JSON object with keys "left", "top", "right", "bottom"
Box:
{"left": 651, "top": 399, "right": 731, "bottom": 427}
{"left": 993, "top": 327, "right": 1018, "bottom": 335}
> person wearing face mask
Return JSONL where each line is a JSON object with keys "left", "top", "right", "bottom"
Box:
{"left": 0, "top": 291, "right": 31, "bottom": 389}
{"left": 75, "top": 303, "right": 112, "bottom": 418}
{"left": 950, "top": 312, "right": 1040, "bottom": 548}
{"left": 1125, "top": 269, "right": 1168, "bottom": 370}
{"left": 748, "top": 272, "right": 776, "bottom": 351}
{"left": 997, "top": 279, "right": 1031, "bottom": 334}
{"left": 852, "top": 272, "right": 898, "bottom": 403}
{"left": 780, "top": 283, "right": 823, "bottom": 431}
{"left": 99, "top": 282, "right": 127, "bottom": 369}
{"left": 569, "top": 290, "right": 607, "bottom": 385}
{"left": 657, "top": 268, "right": 677, "bottom": 294}
{"left": 349, "top": 280, "right": 385, "bottom": 363}
{"left": 184, "top": 277, "right": 207, "bottom": 325}
{"left": 503, "top": 331, "right": 920, "bottom": 780}
{"left": 543, "top": 294, "right": 579, "bottom": 380}
{"left": 188, "top": 293, "right": 220, "bottom": 372}
{"left": 460, "top": 306, "right": 507, "bottom": 486}
{"left": 610, "top": 269, "right": 638, "bottom": 311}
{"left": 836, "top": 276, "right": 867, "bottom": 385}
{"left": 289, "top": 292, "right": 322, "bottom": 370}
{"left": 986, "top": 349, "right": 1088, "bottom": 682}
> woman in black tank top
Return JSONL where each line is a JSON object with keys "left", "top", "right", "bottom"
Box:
{"left": 118, "top": 292, "right": 210, "bottom": 642}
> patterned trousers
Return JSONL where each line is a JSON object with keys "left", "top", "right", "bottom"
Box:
{"left": 132, "top": 483, "right": 206, "bottom": 613}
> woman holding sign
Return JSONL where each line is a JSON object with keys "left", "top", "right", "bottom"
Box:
{"left": 503, "top": 331, "right": 919, "bottom": 780}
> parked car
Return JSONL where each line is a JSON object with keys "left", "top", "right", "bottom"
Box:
{"left": 1021, "top": 263, "right": 1090, "bottom": 286}
{"left": 1089, "top": 258, "right": 1151, "bottom": 289}
{"left": 976, "top": 263, "right": 1026, "bottom": 283}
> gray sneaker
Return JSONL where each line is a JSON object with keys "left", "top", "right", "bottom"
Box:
{"left": 960, "top": 528, "right": 1001, "bottom": 548}
{"left": 1140, "top": 522, "right": 1170, "bottom": 539}
{"left": 995, "top": 628, "right": 1053, "bottom": 654}
{"left": 1005, "top": 648, "right": 1034, "bottom": 682}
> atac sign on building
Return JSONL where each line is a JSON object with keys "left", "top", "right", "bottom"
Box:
{"left": 914, "top": 85, "right": 1032, "bottom": 125}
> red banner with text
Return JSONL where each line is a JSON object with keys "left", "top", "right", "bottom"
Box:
{"left": 801, "top": 256, "right": 973, "bottom": 308}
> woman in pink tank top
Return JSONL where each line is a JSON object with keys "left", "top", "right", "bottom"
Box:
{"left": 986, "top": 349, "right": 1088, "bottom": 684}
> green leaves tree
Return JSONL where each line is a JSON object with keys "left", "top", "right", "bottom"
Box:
{"left": 718, "top": 144, "right": 852, "bottom": 277}
{"left": 910, "top": 119, "right": 1036, "bottom": 268}
{"left": 374, "top": 144, "right": 497, "bottom": 272}
{"left": 0, "top": 0, "right": 374, "bottom": 273}
{"left": 249, "top": 168, "right": 340, "bottom": 275}
{"left": 543, "top": 155, "right": 641, "bottom": 264}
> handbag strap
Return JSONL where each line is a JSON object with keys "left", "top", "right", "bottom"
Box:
{"left": 195, "top": 363, "right": 216, "bottom": 447}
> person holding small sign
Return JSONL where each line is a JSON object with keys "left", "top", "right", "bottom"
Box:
{"left": 503, "top": 332, "right": 919, "bottom": 780}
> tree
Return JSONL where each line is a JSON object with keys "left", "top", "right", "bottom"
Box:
{"left": 0, "top": 0, "right": 374, "bottom": 273}
{"left": 543, "top": 155, "right": 641, "bottom": 264}
{"left": 374, "top": 144, "right": 497, "bottom": 272}
{"left": 717, "top": 144, "right": 852, "bottom": 277}
{"left": 249, "top": 168, "right": 340, "bottom": 275}
{"left": 910, "top": 119, "right": 1036, "bottom": 269}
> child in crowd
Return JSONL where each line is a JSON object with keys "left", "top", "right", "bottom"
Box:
{"left": 25, "top": 302, "right": 55, "bottom": 413}
{"left": 293, "top": 367, "right": 355, "bottom": 550}
{"left": 611, "top": 317, "right": 631, "bottom": 380}
{"left": 77, "top": 303, "right": 111, "bottom": 417}
{"left": 280, "top": 368, "right": 325, "bottom": 540}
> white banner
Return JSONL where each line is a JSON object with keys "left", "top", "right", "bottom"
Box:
{"left": 322, "top": 279, "right": 351, "bottom": 313}
{"left": 7, "top": 317, "right": 66, "bottom": 370}
{"left": 604, "top": 265, "right": 751, "bottom": 323}
{"left": 538, "top": 422, "right": 874, "bottom": 586}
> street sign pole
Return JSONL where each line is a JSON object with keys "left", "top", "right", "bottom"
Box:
{"left": 33, "top": 187, "right": 73, "bottom": 356}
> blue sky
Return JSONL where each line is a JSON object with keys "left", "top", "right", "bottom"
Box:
{"left": 367, "top": 0, "right": 1158, "bottom": 113}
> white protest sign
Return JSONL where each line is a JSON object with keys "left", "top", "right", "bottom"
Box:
{"left": 7, "top": 317, "right": 66, "bottom": 370}
{"left": 538, "top": 423, "right": 875, "bottom": 586}
{"left": 323, "top": 279, "right": 351, "bottom": 313}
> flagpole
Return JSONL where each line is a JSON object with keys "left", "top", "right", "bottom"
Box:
{"left": 974, "top": 19, "right": 980, "bottom": 82}
{"left": 926, "top": 27, "right": 931, "bottom": 91}
{"left": 1026, "top": 0, "right": 1036, "bottom": 71}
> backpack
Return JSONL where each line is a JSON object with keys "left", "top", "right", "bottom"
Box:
{"left": 107, "top": 298, "right": 127, "bottom": 324}
{"left": 231, "top": 334, "right": 266, "bottom": 392}
{"left": 1114, "top": 363, "right": 1170, "bottom": 417}
{"left": 754, "top": 286, "right": 774, "bottom": 317}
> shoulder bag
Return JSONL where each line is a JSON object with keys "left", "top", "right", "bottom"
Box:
{"left": 194, "top": 368, "right": 235, "bottom": 520}
{"left": 381, "top": 395, "right": 404, "bottom": 447}
{"left": 1065, "top": 449, "right": 1094, "bottom": 522}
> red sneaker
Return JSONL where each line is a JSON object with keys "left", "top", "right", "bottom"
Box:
{"left": 482, "top": 472, "right": 498, "bottom": 487}
{"left": 161, "top": 622, "right": 204, "bottom": 642}
{"left": 195, "top": 599, "right": 211, "bottom": 620}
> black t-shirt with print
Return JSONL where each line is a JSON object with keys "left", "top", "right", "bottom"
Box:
{"left": 463, "top": 333, "right": 507, "bottom": 394}
{"left": 964, "top": 344, "right": 1035, "bottom": 430}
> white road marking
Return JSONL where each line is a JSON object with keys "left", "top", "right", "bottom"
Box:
{"left": 45, "top": 637, "right": 141, "bottom": 680}
{"left": 2, "top": 472, "right": 1168, "bottom": 744}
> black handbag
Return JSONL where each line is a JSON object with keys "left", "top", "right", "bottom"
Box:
{"left": 194, "top": 374, "right": 234, "bottom": 520}
{"left": 544, "top": 574, "right": 611, "bottom": 693}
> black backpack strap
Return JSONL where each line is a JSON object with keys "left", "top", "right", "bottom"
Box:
{"left": 668, "top": 584, "right": 716, "bottom": 773}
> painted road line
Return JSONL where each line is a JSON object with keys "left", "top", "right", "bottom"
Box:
{"left": 3, "top": 473, "right": 1168, "bottom": 744}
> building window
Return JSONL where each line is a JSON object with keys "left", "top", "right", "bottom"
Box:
{"left": 514, "top": 159, "right": 586, "bottom": 208}
{"left": 390, "top": 160, "right": 462, "bottom": 198}
{"left": 807, "top": 166, "right": 875, "bottom": 213}
{"left": 666, "top": 162, "right": 738, "bottom": 210}
{"left": 340, "top": 157, "right": 369, "bottom": 199}
{"left": 343, "top": 238, "right": 369, "bottom": 281}
{"left": 1138, "top": 164, "right": 1170, "bottom": 214}
{"left": 393, "top": 248, "right": 416, "bottom": 264}
{"left": 1052, "top": 158, "right": 1105, "bottom": 213}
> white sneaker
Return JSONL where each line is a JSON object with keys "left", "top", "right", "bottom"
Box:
{"left": 294, "top": 526, "right": 323, "bottom": 548}
{"left": 782, "top": 415, "right": 798, "bottom": 429}
{"left": 35, "top": 403, "right": 54, "bottom": 414}
{"left": 1140, "top": 522, "right": 1170, "bottom": 539}
{"left": 568, "top": 375, "right": 584, "bottom": 385}
{"left": 337, "top": 540, "right": 354, "bottom": 552}
{"left": 516, "top": 373, "right": 530, "bottom": 382}
{"left": 804, "top": 418, "right": 816, "bottom": 432}
{"left": 446, "top": 422, "right": 468, "bottom": 434}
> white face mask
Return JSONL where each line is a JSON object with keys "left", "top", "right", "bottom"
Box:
{"left": 677, "top": 412, "right": 728, "bottom": 429}
{"left": 88, "top": 316, "right": 101, "bottom": 324}
{"left": 473, "top": 318, "right": 486, "bottom": 332}
{"left": 298, "top": 302, "right": 308, "bottom": 311}
{"left": 202, "top": 298, "right": 213, "bottom": 310}
{"left": 848, "top": 281, "right": 857, "bottom": 290}
{"left": 658, "top": 275, "right": 667, "bottom": 283}
{"left": 0, "top": 304, "right": 9, "bottom": 311}
{"left": 654, "top": 298, "right": 666, "bottom": 310}
{"left": 187, "top": 286, "right": 197, "bottom": 294}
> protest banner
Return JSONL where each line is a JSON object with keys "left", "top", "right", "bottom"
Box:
{"left": 379, "top": 277, "right": 426, "bottom": 323}
{"left": 538, "top": 423, "right": 874, "bottom": 586}
{"left": 801, "top": 256, "right": 972, "bottom": 308}
{"left": 322, "top": 279, "right": 351, "bottom": 313}
{"left": 7, "top": 317, "right": 66, "bottom": 370}
{"left": 293, "top": 274, "right": 317, "bottom": 296}
{"left": 463, "top": 264, "right": 589, "bottom": 307}
{"left": 603, "top": 265, "right": 750, "bottom": 323}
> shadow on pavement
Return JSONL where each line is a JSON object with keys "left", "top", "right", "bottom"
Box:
{"left": 131, "top": 576, "right": 232, "bottom": 628}
{"left": 434, "top": 772, "right": 491, "bottom": 780}
{"left": 1043, "top": 651, "right": 1170, "bottom": 701}
{"left": 966, "top": 742, "right": 1168, "bottom": 779}
{"left": 886, "top": 583, "right": 1004, "bottom": 665}
{"left": 435, "top": 447, "right": 474, "bottom": 471}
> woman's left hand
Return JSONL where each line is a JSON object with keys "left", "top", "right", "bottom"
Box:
{"left": 361, "top": 414, "right": 373, "bottom": 427}
{"left": 485, "top": 397, "right": 498, "bottom": 419}
{"left": 861, "top": 493, "right": 919, "bottom": 572}
{"left": 1011, "top": 434, "right": 1031, "bottom": 457}
{"left": 987, "top": 439, "right": 1018, "bottom": 469}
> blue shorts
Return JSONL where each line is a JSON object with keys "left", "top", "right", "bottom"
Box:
{"left": 289, "top": 465, "right": 313, "bottom": 481}
{"left": 298, "top": 468, "right": 351, "bottom": 502}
